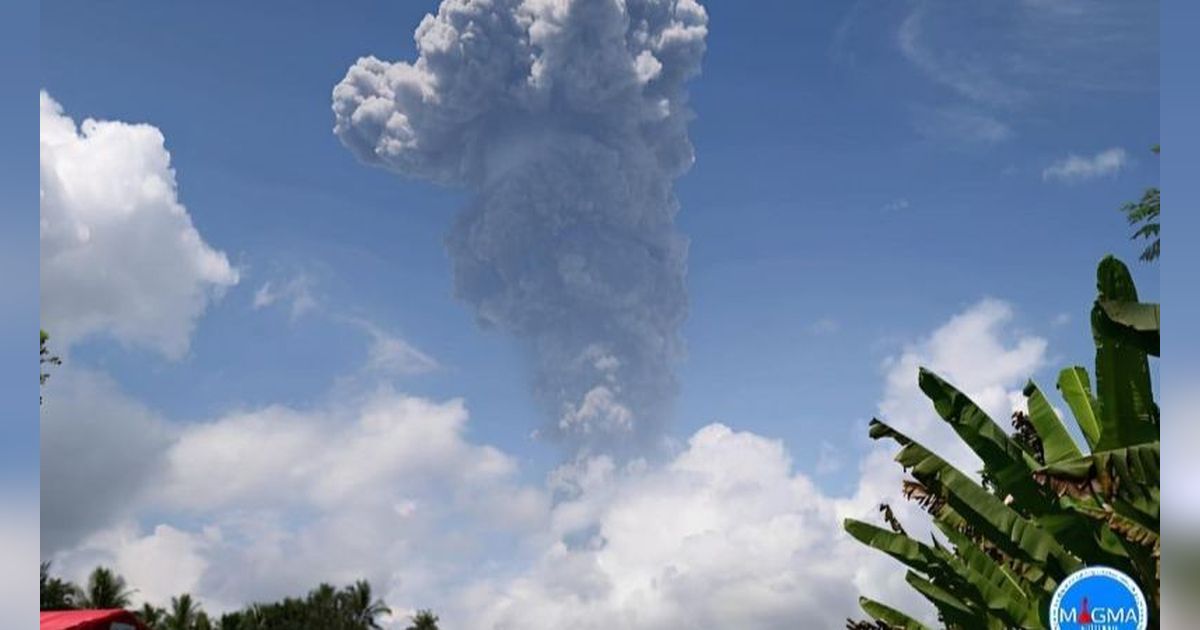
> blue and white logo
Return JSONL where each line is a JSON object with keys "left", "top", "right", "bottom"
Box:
{"left": 1050, "top": 566, "right": 1148, "bottom": 630}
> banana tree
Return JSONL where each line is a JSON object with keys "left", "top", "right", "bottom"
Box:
{"left": 844, "top": 256, "right": 1159, "bottom": 629}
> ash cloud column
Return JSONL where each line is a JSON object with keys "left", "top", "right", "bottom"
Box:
{"left": 333, "top": 0, "right": 708, "bottom": 451}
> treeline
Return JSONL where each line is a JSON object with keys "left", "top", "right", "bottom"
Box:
{"left": 41, "top": 563, "right": 440, "bottom": 630}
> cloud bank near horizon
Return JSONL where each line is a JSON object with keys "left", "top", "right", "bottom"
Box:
{"left": 44, "top": 296, "right": 1049, "bottom": 628}
{"left": 332, "top": 0, "right": 708, "bottom": 450}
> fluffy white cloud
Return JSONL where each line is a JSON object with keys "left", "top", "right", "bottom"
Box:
{"left": 46, "top": 299, "right": 1047, "bottom": 628}
{"left": 877, "top": 298, "right": 1047, "bottom": 474}
{"left": 55, "top": 523, "right": 213, "bottom": 608}
{"left": 1042, "top": 147, "right": 1128, "bottom": 183}
{"left": 47, "top": 386, "right": 546, "bottom": 615}
{"left": 456, "top": 425, "right": 925, "bottom": 630}
{"left": 40, "top": 92, "right": 238, "bottom": 358}
{"left": 453, "top": 298, "right": 1046, "bottom": 629}
{"left": 155, "top": 392, "right": 521, "bottom": 515}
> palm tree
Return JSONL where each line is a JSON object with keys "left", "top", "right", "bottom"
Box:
{"left": 76, "top": 567, "right": 135, "bottom": 609}
{"left": 307, "top": 583, "right": 344, "bottom": 624}
{"left": 406, "top": 610, "right": 440, "bottom": 630}
{"left": 342, "top": 580, "right": 391, "bottom": 629}
{"left": 137, "top": 603, "right": 166, "bottom": 628}
{"left": 215, "top": 611, "right": 245, "bottom": 630}
{"left": 165, "top": 593, "right": 203, "bottom": 630}
{"left": 40, "top": 562, "right": 78, "bottom": 610}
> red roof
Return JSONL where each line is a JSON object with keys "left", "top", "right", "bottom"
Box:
{"left": 40, "top": 610, "right": 147, "bottom": 630}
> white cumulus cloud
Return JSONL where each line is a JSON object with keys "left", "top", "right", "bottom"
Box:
{"left": 877, "top": 298, "right": 1047, "bottom": 474}
{"left": 47, "top": 386, "right": 546, "bottom": 615}
{"left": 455, "top": 298, "right": 1047, "bottom": 629}
{"left": 45, "top": 298, "right": 1049, "bottom": 629}
{"left": 40, "top": 92, "right": 238, "bottom": 358}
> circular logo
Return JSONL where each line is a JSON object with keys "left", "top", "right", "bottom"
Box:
{"left": 1050, "top": 566, "right": 1148, "bottom": 630}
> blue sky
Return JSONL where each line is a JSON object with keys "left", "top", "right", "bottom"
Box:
{"left": 41, "top": 0, "right": 1158, "bottom": 478}
{"left": 37, "top": 0, "right": 1162, "bottom": 625}
{"left": 1, "top": 0, "right": 39, "bottom": 484}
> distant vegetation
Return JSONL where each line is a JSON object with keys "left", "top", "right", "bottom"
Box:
{"left": 844, "top": 255, "right": 1159, "bottom": 629}
{"left": 41, "top": 563, "right": 435, "bottom": 630}
{"left": 1121, "top": 145, "right": 1160, "bottom": 262}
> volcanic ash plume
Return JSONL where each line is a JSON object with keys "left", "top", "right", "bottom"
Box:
{"left": 333, "top": 0, "right": 708, "bottom": 450}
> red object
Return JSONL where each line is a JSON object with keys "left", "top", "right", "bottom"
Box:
{"left": 1079, "top": 597, "right": 1092, "bottom": 624}
{"left": 40, "top": 610, "right": 148, "bottom": 630}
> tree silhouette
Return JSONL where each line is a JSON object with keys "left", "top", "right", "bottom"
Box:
{"left": 41, "top": 566, "right": 410, "bottom": 630}
{"left": 344, "top": 580, "right": 391, "bottom": 629}
{"left": 138, "top": 603, "right": 167, "bottom": 627}
{"left": 165, "top": 593, "right": 204, "bottom": 630}
{"left": 406, "top": 610, "right": 440, "bottom": 630}
{"left": 40, "top": 562, "right": 78, "bottom": 610}
{"left": 76, "top": 566, "right": 135, "bottom": 609}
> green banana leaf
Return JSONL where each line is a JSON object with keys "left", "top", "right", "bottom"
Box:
{"left": 870, "top": 420, "right": 1082, "bottom": 579}
{"left": 1038, "top": 443, "right": 1160, "bottom": 524}
{"left": 933, "top": 519, "right": 1044, "bottom": 629}
{"left": 1092, "top": 257, "right": 1158, "bottom": 450}
{"left": 844, "top": 519, "right": 944, "bottom": 576}
{"left": 1056, "top": 367, "right": 1102, "bottom": 451}
{"left": 857, "top": 596, "right": 932, "bottom": 630}
{"left": 1096, "top": 299, "right": 1160, "bottom": 357}
{"left": 919, "top": 369, "right": 1052, "bottom": 515}
{"left": 1022, "top": 381, "right": 1083, "bottom": 465}
{"left": 904, "top": 571, "right": 987, "bottom": 629}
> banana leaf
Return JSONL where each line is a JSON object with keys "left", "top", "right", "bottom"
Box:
{"left": 1022, "top": 381, "right": 1083, "bottom": 465}
{"left": 919, "top": 369, "right": 1052, "bottom": 515}
{"left": 1096, "top": 299, "right": 1159, "bottom": 357}
{"left": 857, "top": 596, "right": 932, "bottom": 630}
{"left": 1056, "top": 367, "right": 1102, "bottom": 451}
{"left": 870, "top": 420, "right": 1082, "bottom": 579}
{"left": 1092, "top": 257, "right": 1158, "bottom": 450}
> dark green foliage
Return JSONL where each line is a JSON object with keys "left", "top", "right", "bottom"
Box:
{"left": 196, "top": 582, "right": 393, "bottom": 630}
{"left": 344, "top": 580, "right": 392, "bottom": 629}
{"left": 1120, "top": 145, "right": 1160, "bottom": 262}
{"left": 407, "top": 610, "right": 440, "bottom": 630}
{"left": 138, "top": 603, "right": 167, "bottom": 627}
{"left": 40, "top": 563, "right": 400, "bottom": 630}
{"left": 165, "top": 593, "right": 206, "bottom": 630}
{"left": 76, "top": 566, "right": 135, "bottom": 610}
{"left": 40, "top": 562, "right": 78, "bottom": 610}
{"left": 845, "top": 257, "right": 1160, "bottom": 629}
